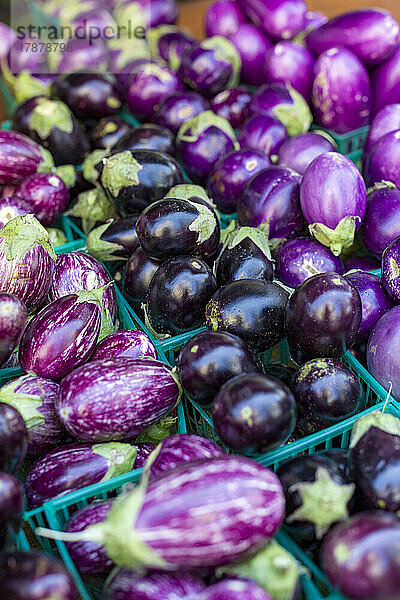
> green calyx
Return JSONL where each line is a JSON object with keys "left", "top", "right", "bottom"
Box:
{"left": 186, "top": 200, "right": 217, "bottom": 245}
{"left": 201, "top": 36, "right": 241, "bottom": 89}
{"left": 46, "top": 228, "right": 68, "bottom": 247}
{"left": 98, "top": 121, "right": 118, "bottom": 136}
{"left": 113, "top": 1, "right": 147, "bottom": 29}
{"left": 273, "top": 84, "right": 313, "bottom": 137}
{"left": 37, "top": 147, "right": 56, "bottom": 174}
{"left": 221, "top": 225, "right": 272, "bottom": 261}
{"left": 164, "top": 184, "right": 215, "bottom": 208}
{"left": 350, "top": 410, "right": 400, "bottom": 448}
{"left": 94, "top": 442, "right": 137, "bottom": 481}
{"left": 177, "top": 110, "right": 239, "bottom": 149}
{"left": 1, "top": 60, "right": 50, "bottom": 104}
{"left": 74, "top": 282, "right": 114, "bottom": 313}
{"left": 136, "top": 416, "right": 177, "bottom": 443}
{"left": 107, "top": 37, "right": 149, "bottom": 71}
{"left": 53, "top": 164, "right": 77, "bottom": 189}
{"left": 366, "top": 180, "right": 397, "bottom": 196}
{"left": 309, "top": 215, "right": 361, "bottom": 256}
{"left": 101, "top": 151, "right": 143, "bottom": 198}
{"left": 0, "top": 376, "right": 46, "bottom": 430}
{"left": 148, "top": 25, "right": 178, "bottom": 61}
{"left": 82, "top": 149, "right": 108, "bottom": 184}
{"left": 86, "top": 221, "right": 125, "bottom": 263}
{"left": 286, "top": 466, "right": 355, "bottom": 539}
{"left": 67, "top": 188, "right": 117, "bottom": 234}
{"left": 0, "top": 213, "right": 56, "bottom": 264}
{"left": 30, "top": 98, "right": 74, "bottom": 139}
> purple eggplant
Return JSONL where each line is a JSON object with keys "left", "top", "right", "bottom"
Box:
{"left": 0, "top": 374, "right": 66, "bottom": 455}
{"left": 51, "top": 39, "right": 109, "bottom": 73}
{"left": 343, "top": 255, "right": 380, "bottom": 272}
{"left": 237, "top": 115, "right": 288, "bottom": 156}
{"left": 211, "top": 87, "right": 252, "bottom": 129}
{"left": 247, "top": 83, "right": 312, "bottom": 137}
{"left": 177, "top": 111, "right": 238, "bottom": 184}
{"left": 135, "top": 442, "right": 157, "bottom": 468}
{"left": 104, "top": 569, "right": 206, "bottom": 600}
{"left": 371, "top": 45, "right": 400, "bottom": 115}
{"left": 0, "top": 130, "right": 53, "bottom": 185}
{"left": 199, "top": 580, "right": 273, "bottom": 600}
{"left": 382, "top": 235, "right": 400, "bottom": 301}
{"left": 285, "top": 273, "right": 362, "bottom": 364}
{"left": 51, "top": 72, "right": 122, "bottom": 119}
{"left": 302, "top": 10, "right": 327, "bottom": 31}
{"left": 300, "top": 152, "right": 367, "bottom": 256}
{"left": 237, "top": 166, "right": 304, "bottom": 241}
{"left": 238, "top": 0, "right": 306, "bottom": 41}
{"left": 362, "top": 182, "right": 400, "bottom": 256}
{"left": 364, "top": 104, "right": 400, "bottom": 160}
{"left": 344, "top": 271, "right": 393, "bottom": 342}
{"left": 278, "top": 132, "right": 335, "bottom": 175}
{"left": 136, "top": 198, "right": 219, "bottom": 260}
{"left": 56, "top": 357, "right": 180, "bottom": 442}
{"left": 87, "top": 215, "right": 139, "bottom": 262}
{"left": 0, "top": 403, "right": 27, "bottom": 473}
{"left": 15, "top": 172, "right": 68, "bottom": 227}
{"left": 205, "top": 280, "right": 289, "bottom": 352}
{"left": 0, "top": 473, "right": 24, "bottom": 551}
{"left": 265, "top": 41, "right": 315, "bottom": 102}
{"left": 154, "top": 91, "right": 210, "bottom": 136}
{"left": 0, "top": 551, "right": 77, "bottom": 600}
{"left": 0, "top": 293, "right": 27, "bottom": 367}
{"left": 0, "top": 214, "right": 56, "bottom": 310}
{"left": 123, "top": 247, "right": 161, "bottom": 306}
{"left": 25, "top": 441, "right": 136, "bottom": 508}
{"left": 367, "top": 306, "right": 400, "bottom": 401}
{"left": 0, "top": 22, "right": 16, "bottom": 63}
{"left": 179, "top": 37, "right": 241, "bottom": 97}
{"left": 312, "top": 48, "right": 371, "bottom": 134}
{"left": 147, "top": 255, "right": 217, "bottom": 335}
{"left": 365, "top": 130, "right": 400, "bottom": 189}
{"left": 291, "top": 359, "right": 364, "bottom": 435}
{"left": 91, "top": 329, "right": 157, "bottom": 361}
{"left": 114, "top": 124, "right": 175, "bottom": 156}
{"left": 148, "top": 26, "right": 196, "bottom": 70}
{"left": 90, "top": 116, "right": 132, "bottom": 150}
{"left": 228, "top": 24, "right": 273, "bottom": 87}
{"left": 213, "top": 373, "right": 296, "bottom": 453}
{"left": 65, "top": 500, "right": 113, "bottom": 575}
{"left": 306, "top": 9, "right": 399, "bottom": 68}
{"left": 205, "top": 0, "right": 247, "bottom": 37}
{"left": 179, "top": 331, "right": 262, "bottom": 406}
{"left": 275, "top": 237, "right": 343, "bottom": 288}
{"left": 322, "top": 512, "right": 400, "bottom": 600}
{"left": 0, "top": 196, "right": 31, "bottom": 228}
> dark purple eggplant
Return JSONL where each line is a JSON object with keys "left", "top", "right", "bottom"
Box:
{"left": 0, "top": 130, "right": 53, "bottom": 185}
{"left": 212, "top": 373, "right": 296, "bottom": 454}
{"left": 0, "top": 402, "right": 27, "bottom": 473}
{"left": 0, "top": 551, "right": 77, "bottom": 600}
{"left": 205, "top": 280, "right": 289, "bottom": 353}
{"left": 322, "top": 511, "right": 400, "bottom": 600}
{"left": 51, "top": 72, "right": 122, "bottom": 119}
{"left": 91, "top": 329, "right": 157, "bottom": 361}
{"left": 277, "top": 454, "right": 355, "bottom": 542}
{"left": 291, "top": 359, "right": 364, "bottom": 435}
{"left": 154, "top": 91, "right": 210, "bottom": 136}
{"left": 113, "top": 124, "right": 175, "bottom": 156}
{"left": 56, "top": 358, "right": 180, "bottom": 442}
{"left": 285, "top": 273, "right": 362, "bottom": 364}
{"left": 86, "top": 216, "right": 139, "bottom": 262}
{"left": 90, "top": 116, "right": 132, "bottom": 150}
{"left": 0, "top": 196, "right": 30, "bottom": 228}
{"left": 0, "top": 473, "right": 24, "bottom": 551}
{"left": 15, "top": 172, "right": 68, "bottom": 226}
{"left": 210, "top": 86, "right": 252, "bottom": 129}
{"left": 147, "top": 255, "right": 217, "bottom": 335}
{"left": 0, "top": 293, "right": 27, "bottom": 367}
{"left": 136, "top": 198, "right": 220, "bottom": 260}
{"left": 237, "top": 115, "right": 288, "bottom": 156}
{"left": 104, "top": 569, "right": 206, "bottom": 600}
{"left": 148, "top": 26, "right": 196, "bottom": 70}
{"left": 216, "top": 226, "right": 273, "bottom": 286}
{"left": 365, "top": 131, "right": 400, "bottom": 190}
{"left": 123, "top": 247, "right": 161, "bottom": 306}
{"left": 65, "top": 500, "right": 113, "bottom": 575}
{"left": 25, "top": 441, "right": 136, "bottom": 508}
{"left": 179, "top": 330, "right": 262, "bottom": 406}
{"left": 364, "top": 104, "right": 400, "bottom": 160}
{"left": 343, "top": 254, "right": 380, "bottom": 273}
{"left": 382, "top": 235, "right": 400, "bottom": 302}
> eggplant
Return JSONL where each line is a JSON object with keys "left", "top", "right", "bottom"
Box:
{"left": 0, "top": 22, "right": 16, "bottom": 62}
{"left": 0, "top": 130, "right": 53, "bottom": 185}
{"left": 238, "top": 0, "right": 306, "bottom": 41}
{"left": 0, "top": 402, "right": 27, "bottom": 473}
{"left": 362, "top": 182, "right": 400, "bottom": 256}
{"left": 364, "top": 104, "right": 400, "bottom": 160}
{"left": 205, "top": 280, "right": 289, "bottom": 352}
{"left": 0, "top": 196, "right": 30, "bottom": 228}
{"left": 382, "top": 235, "right": 400, "bottom": 301}
{"left": 123, "top": 247, "right": 161, "bottom": 306}
{"left": 372, "top": 45, "right": 400, "bottom": 115}
{"left": 25, "top": 441, "right": 136, "bottom": 508}
{"left": 367, "top": 306, "right": 400, "bottom": 401}
{"left": 104, "top": 569, "right": 206, "bottom": 600}
{"left": 237, "top": 166, "right": 304, "bottom": 241}
{"left": 199, "top": 580, "right": 274, "bottom": 600}
{"left": 317, "top": 448, "right": 352, "bottom": 483}
{"left": 237, "top": 115, "right": 288, "bottom": 156}
{"left": 210, "top": 86, "right": 252, "bottom": 129}
{"left": 300, "top": 152, "right": 367, "bottom": 256}
{"left": 207, "top": 149, "right": 271, "bottom": 214}
{"left": 285, "top": 273, "right": 362, "bottom": 364}
{"left": 137, "top": 198, "right": 220, "bottom": 261}
{"left": 277, "top": 454, "right": 355, "bottom": 542}
{"left": 51, "top": 72, "right": 122, "bottom": 119}
{"left": 212, "top": 373, "right": 296, "bottom": 453}
{"left": 265, "top": 41, "right": 315, "bottom": 103}
{"left": 0, "top": 293, "right": 27, "bottom": 367}
{"left": 291, "top": 359, "right": 364, "bottom": 435}
{"left": 365, "top": 131, "right": 400, "bottom": 190}
{"left": 177, "top": 111, "right": 238, "bottom": 185}
{"left": 50, "top": 38, "right": 108, "bottom": 73}
{"left": 19, "top": 287, "right": 106, "bottom": 380}
{"left": 228, "top": 23, "right": 273, "bottom": 87}
{"left": 65, "top": 500, "right": 113, "bottom": 575}
{"left": 275, "top": 237, "right": 343, "bottom": 288}
{"left": 0, "top": 551, "right": 77, "bottom": 600}
{"left": 135, "top": 442, "right": 157, "bottom": 468}
{"left": 0, "top": 214, "right": 56, "bottom": 310}
{"left": 15, "top": 172, "right": 68, "bottom": 226}
{"left": 90, "top": 116, "right": 132, "bottom": 150}
{"left": 147, "top": 255, "right": 217, "bottom": 335}
{"left": 343, "top": 255, "right": 380, "bottom": 273}
{"left": 216, "top": 226, "right": 273, "bottom": 286}
{"left": 322, "top": 512, "right": 400, "bottom": 600}
{"left": 87, "top": 216, "right": 139, "bottom": 262}
{"left": 179, "top": 331, "right": 262, "bottom": 406}
{"left": 56, "top": 357, "right": 180, "bottom": 442}
{"left": 149, "top": 26, "right": 196, "bottom": 70}
{"left": 114, "top": 124, "right": 175, "bottom": 157}
{"left": 91, "top": 329, "right": 157, "bottom": 361}
{"left": 154, "top": 91, "right": 210, "bottom": 136}
{"left": 278, "top": 132, "right": 335, "bottom": 176}
{"left": 0, "top": 374, "right": 66, "bottom": 455}
{"left": 344, "top": 271, "right": 393, "bottom": 342}
{"left": 97, "top": 149, "right": 184, "bottom": 215}
{"left": 0, "top": 473, "right": 24, "bottom": 551}
{"left": 205, "top": 0, "right": 246, "bottom": 37}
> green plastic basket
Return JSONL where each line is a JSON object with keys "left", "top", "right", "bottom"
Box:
{"left": 311, "top": 124, "right": 370, "bottom": 154}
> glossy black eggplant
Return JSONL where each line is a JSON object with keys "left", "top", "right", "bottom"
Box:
{"left": 90, "top": 117, "right": 132, "bottom": 150}
{"left": 86, "top": 216, "right": 139, "bottom": 262}
{"left": 0, "top": 402, "right": 28, "bottom": 473}
{"left": 0, "top": 473, "right": 24, "bottom": 551}
{"left": 113, "top": 123, "right": 175, "bottom": 156}
{"left": 123, "top": 247, "right": 161, "bottom": 305}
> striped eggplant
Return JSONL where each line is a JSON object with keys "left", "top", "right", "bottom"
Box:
{"left": 19, "top": 286, "right": 107, "bottom": 380}
{"left": 0, "top": 374, "right": 66, "bottom": 455}
{"left": 15, "top": 172, "right": 69, "bottom": 227}
{"left": 0, "top": 196, "right": 30, "bottom": 229}
{"left": 0, "top": 130, "right": 54, "bottom": 185}
{"left": 103, "top": 569, "right": 206, "bottom": 600}
{"left": 55, "top": 358, "right": 181, "bottom": 442}
{"left": 91, "top": 329, "right": 157, "bottom": 362}
{"left": 199, "top": 580, "right": 273, "bottom": 600}
{"left": 0, "top": 293, "right": 27, "bottom": 367}
{"left": 0, "top": 214, "right": 56, "bottom": 310}
{"left": 134, "top": 443, "right": 157, "bottom": 468}
{"left": 0, "top": 403, "right": 27, "bottom": 473}
{"left": 25, "top": 441, "right": 137, "bottom": 508}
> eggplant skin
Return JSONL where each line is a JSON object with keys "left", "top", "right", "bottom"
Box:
{"left": 0, "top": 293, "right": 27, "bottom": 367}
{"left": 0, "top": 473, "right": 24, "bottom": 552}
{"left": 91, "top": 329, "right": 157, "bottom": 362}
{"left": 103, "top": 569, "right": 206, "bottom": 600}
{"left": 216, "top": 236, "right": 274, "bottom": 287}
{"left": 0, "top": 402, "right": 27, "bottom": 473}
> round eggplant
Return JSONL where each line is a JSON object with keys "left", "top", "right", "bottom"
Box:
{"left": 238, "top": 0, "right": 306, "bottom": 41}
{"left": 367, "top": 306, "right": 400, "bottom": 400}
{"left": 362, "top": 182, "right": 400, "bottom": 257}
{"left": 154, "top": 91, "right": 210, "bottom": 136}
{"left": 205, "top": 0, "right": 247, "bottom": 38}
{"left": 134, "top": 442, "right": 157, "bottom": 468}
{"left": 212, "top": 373, "right": 296, "bottom": 454}
{"left": 91, "top": 329, "right": 157, "bottom": 361}
{"left": 113, "top": 124, "right": 175, "bottom": 156}
{"left": 0, "top": 196, "right": 30, "bottom": 228}
{"left": 123, "top": 247, "right": 161, "bottom": 306}
{"left": 0, "top": 403, "right": 27, "bottom": 473}
{"left": 372, "top": 45, "right": 400, "bottom": 115}
{"left": 178, "top": 331, "right": 262, "bottom": 406}
{"left": 0, "top": 473, "right": 24, "bottom": 551}
{"left": 147, "top": 256, "right": 217, "bottom": 335}
{"left": 15, "top": 172, "right": 68, "bottom": 226}
{"left": 265, "top": 41, "right": 314, "bottom": 102}
{"left": 278, "top": 132, "right": 335, "bottom": 175}
{"left": 0, "top": 293, "right": 27, "bottom": 367}
{"left": 228, "top": 23, "right": 273, "bottom": 87}
{"left": 205, "top": 279, "right": 289, "bottom": 352}
{"left": 210, "top": 86, "right": 252, "bottom": 129}
{"left": 382, "top": 235, "right": 400, "bottom": 301}
{"left": 104, "top": 569, "right": 206, "bottom": 600}
{"left": 149, "top": 26, "right": 196, "bottom": 70}
{"left": 285, "top": 273, "right": 362, "bottom": 364}
{"left": 237, "top": 115, "right": 288, "bottom": 156}
{"left": 86, "top": 215, "right": 139, "bottom": 262}
{"left": 90, "top": 116, "right": 132, "bottom": 150}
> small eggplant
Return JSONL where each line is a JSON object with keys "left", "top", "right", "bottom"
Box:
{"left": 90, "top": 116, "right": 132, "bottom": 150}
{"left": 362, "top": 182, "right": 400, "bottom": 257}
{"left": 238, "top": 0, "right": 307, "bottom": 41}
{"left": 205, "top": 0, "right": 247, "bottom": 38}
{"left": 154, "top": 91, "right": 210, "bottom": 136}
{"left": 265, "top": 41, "right": 315, "bottom": 102}
{"left": 228, "top": 23, "right": 273, "bottom": 87}
{"left": 86, "top": 216, "right": 139, "bottom": 262}
{"left": 0, "top": 403, "right": 27, "bottom": 473}
{"left": 210, "top": 86, "right": 252, "bottom": 129}
{"left": 15, "top": 172, "right": 68, "bottom": 226}
{"left": 91, "top": 329, "right": 157, "bottom": 361}
{"left": 123, "top": 247, "right": 161, "bottom": 306}
{"left": 364, "top": 104, "right": 400, "bottom": 159}
{"left": 0, "top": 293, "right": 27, "bottom": 367}
{"left": 382, "top": 234, "right": 400, "bottom": 302}
{"left": 113, "top": 123, "right": 175, "bottom": 156}
{"left": 367, "top": 305, "right": 400, "bottom": 400}
{"left": 237, "top": 115, "right": 288, "bottom": 156}
{"left": 0, "top": 473, "right": 24, "bottom": 551}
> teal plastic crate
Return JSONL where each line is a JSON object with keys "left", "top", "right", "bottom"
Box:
{"left": 311, "top": 124, "right": 370, "bottom": 154}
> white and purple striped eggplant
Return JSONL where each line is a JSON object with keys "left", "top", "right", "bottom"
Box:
{"left": 0, "top": 130, "right": 54, "bottom": 185}
{"left": 0, "top": 374, "right": 66, "bottom": 455}
{"left": 25, "top": 441, "right": 137, "bottom": 508}
{"left": 0, "top": 214, "right": 56, "bottom": 310}
{"left": 56, "top": 358, "right": 181, "bottom": 442}
{"left": 103, "top": 569, "right": 206, "bottom": 600}
{"left": 199, "top": 580, "right": 273, "bottom": 600}
{"left": 19, "top": 286, "right": 108, "bottom": 380}
{"left": 91, "top": 329, "right": 157, "bottom": 362}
